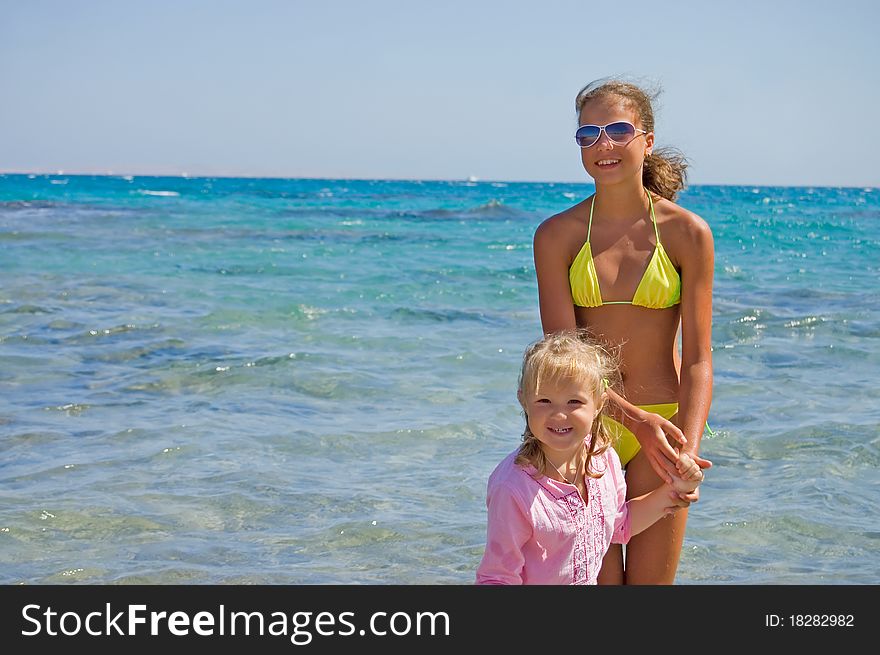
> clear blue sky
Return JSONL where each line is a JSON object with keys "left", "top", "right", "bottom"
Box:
{"left": 2, "top": 0, "right": 878, "bottom": 186}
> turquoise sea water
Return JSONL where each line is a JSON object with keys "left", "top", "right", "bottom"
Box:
{"left": 1, "top": 175, "right": 878, "bottom": 584}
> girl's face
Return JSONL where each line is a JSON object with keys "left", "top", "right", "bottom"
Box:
{"left": 577, "top": 96, "right": 653, "bottom": 184}
{"left": 522, "top": 377, "right": 601, "bottom": 458}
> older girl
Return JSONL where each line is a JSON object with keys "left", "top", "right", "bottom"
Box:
{"left": 532, "top": 79, "right": 714, "bottom": 584}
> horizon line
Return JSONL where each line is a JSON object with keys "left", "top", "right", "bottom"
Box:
{"left": 0, "top": 170, "right": 876, "bottom": 191}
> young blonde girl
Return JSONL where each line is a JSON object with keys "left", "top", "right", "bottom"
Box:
{"left": 475, "top": 330, "right": 703, "bottom": 585}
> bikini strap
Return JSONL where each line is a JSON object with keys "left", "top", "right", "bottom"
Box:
{"left": 587, "top": 195, "right": 595, "bottom": 242}
{"left": 647, "top": 190, "right": 661, "bottom": 244}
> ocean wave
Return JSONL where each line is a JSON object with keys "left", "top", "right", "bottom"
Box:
{"left": 413, "top": 200, "right": 534, "bottom": 221}
{"left": 389, "top": 307, "right": 506, "bottom": 325}
{"left": 84, "top": 338, "right": 188, "bottom": 364}
{"left": 272, "top": 202, "right": 535, "bottom": 223}
{"left": 0, "top": 303, "right": 56, "bottom": 314}
{"left": 273, "top": 230, "right": 444, "bottom": 246}
{"left": 0, "top": 231, "right": 71, "bottom": 241}
{"left": 0, "top": 200, "right": 59, "bottom": 210}
{"left": 172, "top": 225, "right": 437, "bottom": 246}
{"left": 44, "top": 403, "right": 90, "bottom": 416}
{"left": 135, "top": 190, "right": 181, "bottom": 197}
{"left": 0, "top": 200, "right": 146, "bottom": 220}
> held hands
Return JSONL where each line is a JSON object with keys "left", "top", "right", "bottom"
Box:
{"left": 671, "top": 450, "right": 703, "bottom": 492}
{"left": 608, "top": 390, "right": 712, "bottom": 514}
{"left": 630, "top": 409, "right": 712, "bottom": 484}
{"left": 663, "top": 450, "right": 705, "bottom": 516}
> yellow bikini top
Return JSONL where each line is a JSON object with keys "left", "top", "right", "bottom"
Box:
{"left": 569, "top": 192, "right": 681, "bottom": 309}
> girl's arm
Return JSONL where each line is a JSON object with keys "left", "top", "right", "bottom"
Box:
{"left": 475, "top": 485, "right": 532, "bottom": 585}
{"left": 534, "top": 217, "right": 577, "bottom": 334}
{"left": 612, "top": 213, "right": 715, "bottom": 483}
{"left": 676, "top": 215, "right": 715, "bottom": 461}
{"left": 626, "top": 480, "right": 696, "bottom": 536}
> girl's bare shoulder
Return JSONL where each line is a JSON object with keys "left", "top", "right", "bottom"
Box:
{"left": 654, "top": 196, "right": 713, "bottom": 249}
{"left": 534, "top": 198, "right": 591, "bottom": 244}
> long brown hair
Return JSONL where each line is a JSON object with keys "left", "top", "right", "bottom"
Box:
{"left": 575, "top": 78, "right": 688, "bottom": 201}
{"left": 515, "top": 329, "right": 621, "bottom": 479}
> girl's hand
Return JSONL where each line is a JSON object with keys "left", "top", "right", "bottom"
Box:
{"left": 663, "top": 488, "right": 700, "bottom": 515}
{"left": 669, "top": 450, "right": 705, "bottom": 494}
{"left": 630, "top": 410, "right": 687, "bottom": 484}
{"left": 662, "top": 485, "right": 695, "bottom": 516}
{"left": 631, "top": 411, "right": 713, "bottom": 483}
{"left": 675, "top": 451, "right": 704, "bottom": 482}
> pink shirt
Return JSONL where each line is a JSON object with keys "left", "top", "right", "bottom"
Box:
{"left": 475, "top": 444, "right": 631, "bottom": 585}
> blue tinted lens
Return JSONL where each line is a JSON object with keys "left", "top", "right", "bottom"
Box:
{"left": 575, "top": 125, "right": 601, "bottom": 147}
{"left": 605, "top": 122, "right": 636, "bottom": 143}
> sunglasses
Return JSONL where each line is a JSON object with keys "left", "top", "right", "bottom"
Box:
{"left": 574, "top": 121, "right": 647, "bottom": 148}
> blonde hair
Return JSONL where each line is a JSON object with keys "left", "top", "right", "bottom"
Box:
{"left": 515, "top": 329, "right": 621, "bottom": 479}
{"left": 575, "top": 78, "right": 688, "bottom": 201}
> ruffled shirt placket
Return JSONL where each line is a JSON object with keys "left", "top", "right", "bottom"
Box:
{"left": 561, "top": 476, "right": 606, "bottom": 585}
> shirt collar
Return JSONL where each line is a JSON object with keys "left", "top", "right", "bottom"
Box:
{"left": 521, "top": 464, "right": 580, "bottom": 500}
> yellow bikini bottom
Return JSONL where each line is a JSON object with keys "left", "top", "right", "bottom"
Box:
{"left": 601, "top": 402, "right": 679, "bottom": 467}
